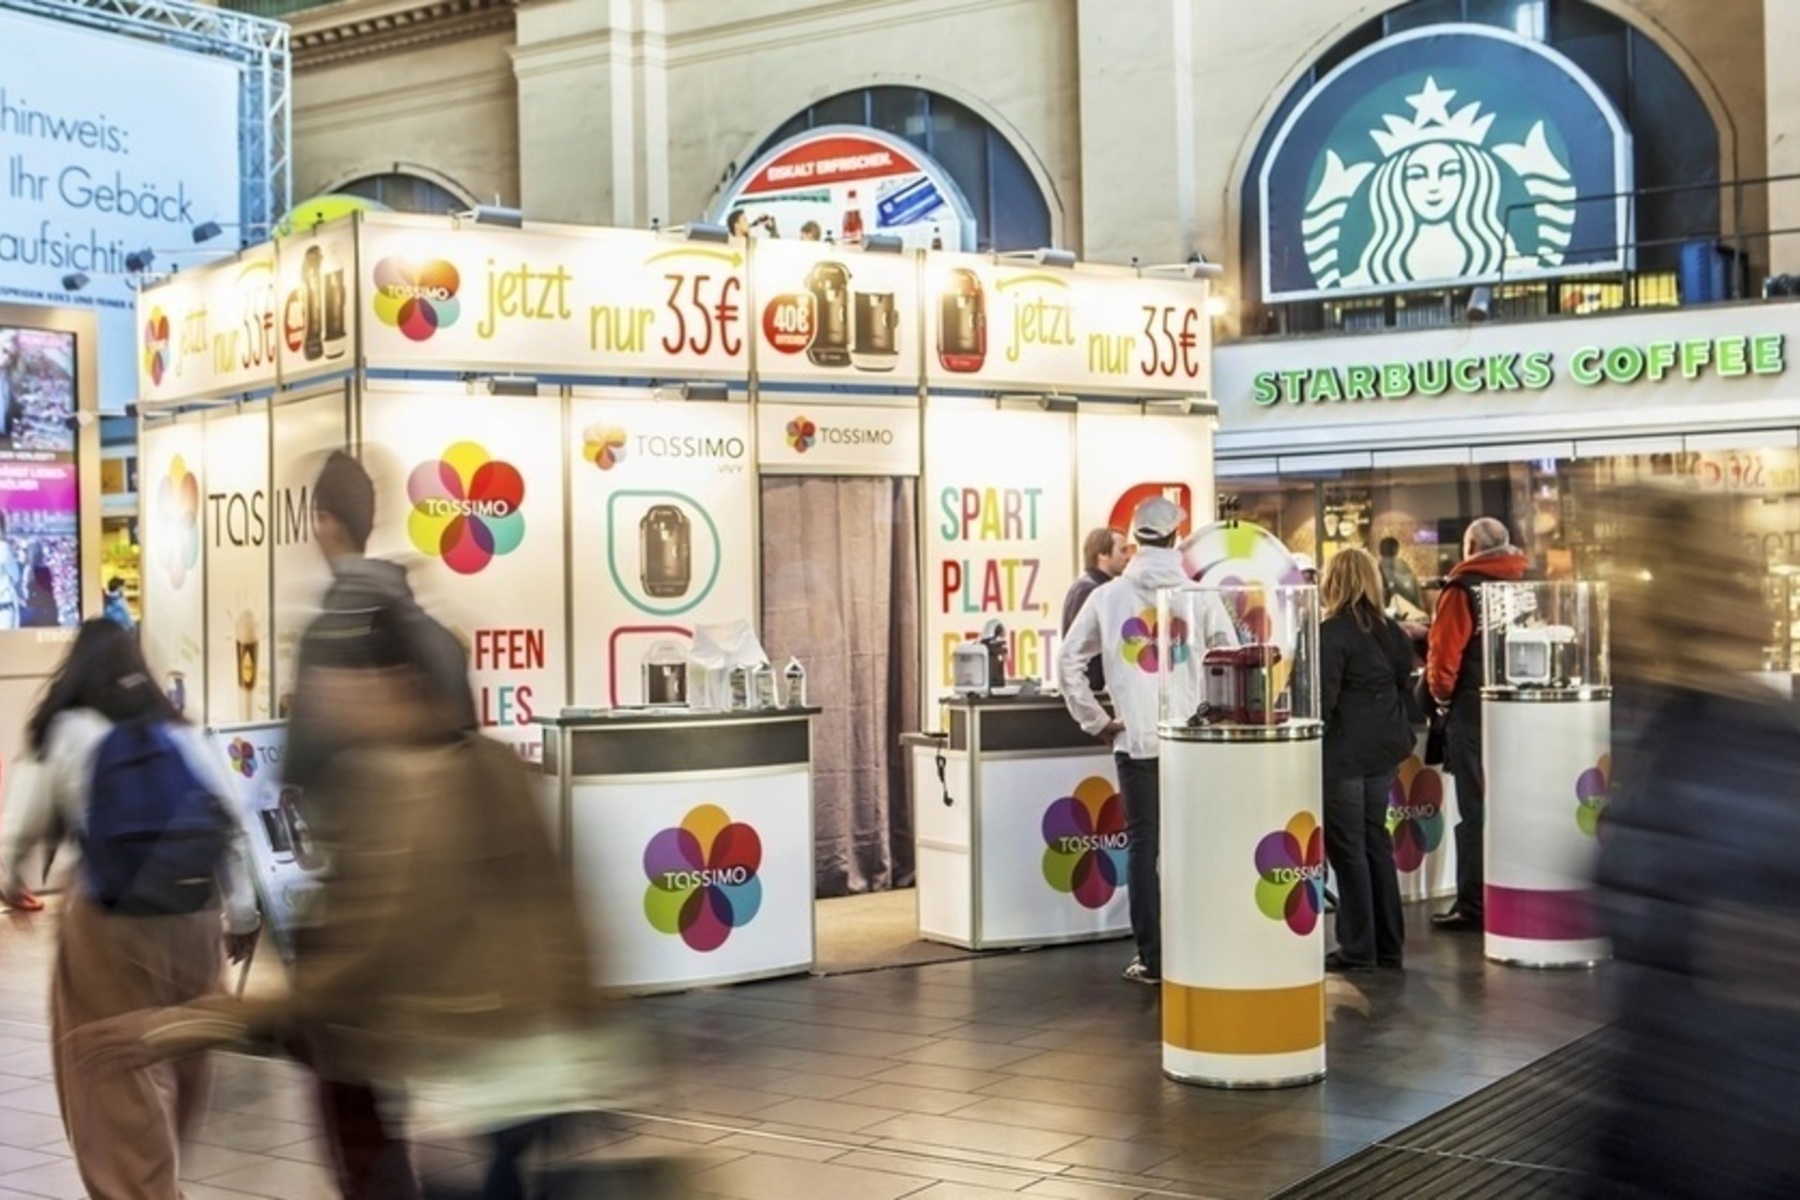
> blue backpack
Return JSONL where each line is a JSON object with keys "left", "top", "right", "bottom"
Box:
{"left": 81, "top": 720, "right": 232, "bottom": 916}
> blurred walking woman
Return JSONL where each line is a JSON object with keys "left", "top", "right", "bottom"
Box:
{"left": 0, "top": 619, "right": 258, "bottom": 1200}
{"left": 1317, "top": 549, "right": 1415, "bottom": 972}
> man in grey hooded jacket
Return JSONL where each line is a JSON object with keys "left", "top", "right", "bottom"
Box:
{"left": 1059, "top": 496, "right": 1235, "bottom": 985}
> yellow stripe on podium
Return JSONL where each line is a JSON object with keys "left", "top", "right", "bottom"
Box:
{"left": 1162, "top": 980, "right": 1324, "bottom": 1055}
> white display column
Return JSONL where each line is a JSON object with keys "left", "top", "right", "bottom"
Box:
{"left": 1162, "top": 730, "right": 1327, "bottom": 1087}
{"left": 1482, "top": 693, "right": 1611, "bottom": 967}
{"left": 1157, "top": 578, "right": 1324, "bottom": 1089}
{"left": 1477, "top": 580, "right": 1611, "bottom": 969}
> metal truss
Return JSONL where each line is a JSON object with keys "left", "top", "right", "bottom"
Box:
{"left": 1, "top": 0, "right": 291, "bottom": 234}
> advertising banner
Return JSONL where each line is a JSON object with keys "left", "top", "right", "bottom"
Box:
{"left": 0, "top": 8, "right": 242, "bottom": 413}
{"left": 922, "top": 255, "right": 1215, "bottom": 398}
{"left": 137, "top": 417, "right": 207, "bottom": 719}
{"left": 274, "top": 220, "right": 358, "bottom": 388}
{"left": 203, "top": 408, "right": 272, "bottom": 726}
{"left": 922, "top": 404, "right": 1075, "bottom": 712}
{"left": 0, "top": 323, "right": 81, "bottom": 631}
{"left": 714, "top": 125, "right": 975, "bottom": 252}
{"left": 136, "top": 245, "right": 280, "bottom": 406}
{"left": 209, "top": 722, "right": 319, "bottom": 964}
{"left": 1075, "top": 410, "right": 1215, "bottom": 540}
{"left": 358, "top": 216, "right": 748, "bottom": 381}
{"left": 270, "top": 391, "right": 348, "bottom": 714}
{"left": 567, "top": 397, "right": 756, "bottom": 708}
{"left": 360, "top": 386, "right": 566, "bottom": 762}
{"left": 747, "top": 238, "right": 921, "bottom": 384}
{"left": 567, "top": 771, "right": 813, "bottom": 990}
{"left": 756, "top": 400, "right": 919, "bottom": 476}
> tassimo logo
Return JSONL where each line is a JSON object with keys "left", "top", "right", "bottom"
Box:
{"left": 785, "top": 413, "right": 896, "bottom": 455}
{"left": 633, "top": 433, "right": 747, "bottom": 461}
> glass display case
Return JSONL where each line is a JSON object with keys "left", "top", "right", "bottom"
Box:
{"left": 1155, "top": 584, "right": 1321, "bottom": 735}
{"left": 1478, "top": 581, "right": 1610, "bottom": 695}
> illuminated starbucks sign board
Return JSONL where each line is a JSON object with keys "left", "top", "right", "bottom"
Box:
{"left": 1260, "top": 24, "right": 1632, "bottom": 302}
{"left": 1252, "top": 333, "right": 1787, "bottom": 407}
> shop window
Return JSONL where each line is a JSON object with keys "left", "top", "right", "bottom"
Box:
{"left": 335, "top": 171, "right": 470, "bottom": 216}
{"left": 1241, "top": 0, "right": 1720, "bottom": 332}
{"left": 747, "top": 87, "right": 1052, "bottom": 253}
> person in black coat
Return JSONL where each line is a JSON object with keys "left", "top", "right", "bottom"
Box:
{"left": 1317, "top": 548, "right": 1415, "bottom": 972}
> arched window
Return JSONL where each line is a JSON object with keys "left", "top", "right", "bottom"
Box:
{"left": 1241, "top": 0, "right": 1721, "bottom": 333}
{"left": 335, "top": 171, "right": 470, "bottom": 216}
{"left": 751, "top": 87, "right": 1053, "bottom": 253}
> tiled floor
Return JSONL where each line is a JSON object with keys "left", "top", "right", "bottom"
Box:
{"left": 0, "top": 900, "right": 1608, "bottom": 1199}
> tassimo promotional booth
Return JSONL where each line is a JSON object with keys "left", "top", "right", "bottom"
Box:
{"left": 133, "top": 212, "right": 1223, "bottom": 989}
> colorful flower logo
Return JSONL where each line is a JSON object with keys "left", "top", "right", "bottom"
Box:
{"left": 1386, "top": 756, "right": 1446, "bottom": 872}
{"left": 1041, "top": 776, "right": 1129, "bottom": 908}
{"left": 786, "top": 416, "right": 817, "bottom": 453}
{"left": 228, "top": 738, "right": 257, "bottom": 779}
{"left": 1576, "top": 753, "right": 1609, "bottom": 838}
{"left": 1255, "top": 812, "right": 1326, "bottom": 935}
{"left": 581, "top": 425, "right": 628, "bottom": 471}
{"left": 372, "top": 257, "right": 462, "bottom": 341}
{"left": 154, "top": 455, "right": 201, "bottom": 589}
{"left": 143, "top": 308, "right": 170, "bottom": 386}
{"left": 1119, "top": 609, "right": 1190, "bottom": 674}
{"left": 406, "top": 442, "right": 526, "bottom": 575}
{"left": 644, "top": 804, "right": 763, "bottom": 952}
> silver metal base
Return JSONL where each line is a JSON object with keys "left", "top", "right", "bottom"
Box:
{"left": 1163, "top": 1067, "right": 1326, "bottom": 1090}
{"left": 1485, "top": 954, "right": 1607, "bottom": 971}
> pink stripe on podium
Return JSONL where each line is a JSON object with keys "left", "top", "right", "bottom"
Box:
{"left": 1485, "top": 885, "right": 1599, "bottom": 941}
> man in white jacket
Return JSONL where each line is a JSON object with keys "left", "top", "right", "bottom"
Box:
{"left": 1059, "top": 496, "right": 1235, "bottom": 984}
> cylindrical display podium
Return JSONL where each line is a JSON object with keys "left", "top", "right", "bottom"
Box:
{"left": 1157, "top": 583, "right": 1326, "bottom": 1088}
{"left": 1479, "top": 581, "right": 1611, "bottom": 968}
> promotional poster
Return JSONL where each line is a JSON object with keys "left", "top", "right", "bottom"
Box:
{"left": 748, "top": 238, "right": 923, "bottom": 386}
{"left": 567, "top": 397, "right": 757, "bottom": 708}
{"left": 0, "top": 325, "right": 80, "bottom": 632}
{"left": 922, "top": 403, "right": 1075, "bottom": 717}
{"left": 203, "top": 408, "right": 273, "bottom": 726}
{"left": 361, "top": 386, "right": 567, "bottom": 761}
{"left": 209, "top": 722, "right": 320, "bottom": 964}
{"left": 136, "top": 416, "right": 207, "bottom": 721}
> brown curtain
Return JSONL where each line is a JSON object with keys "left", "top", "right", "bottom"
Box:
{"left": 760, "top": 476, "right": 919, "bottom": 896}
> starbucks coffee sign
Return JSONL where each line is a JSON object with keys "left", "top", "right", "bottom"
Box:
{"left": 1252, "top": 333, "right": 1787, "bottom": 407}
{"left": 1261, "top": 24, "right": 1632, "bottom": 301}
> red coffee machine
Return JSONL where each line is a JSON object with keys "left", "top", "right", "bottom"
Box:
{"left": 1200, "top": 645, "right": 1288, "bottom": 725}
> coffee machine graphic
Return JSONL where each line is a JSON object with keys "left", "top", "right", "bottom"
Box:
{"left": 938, "top": 268, "right": 986, "bottom": 372}
{"left": 640, "top": 503, "right": 693, "bottom": 599}
{"left": 805, "top": 262, "right": 851, "bottom": 367}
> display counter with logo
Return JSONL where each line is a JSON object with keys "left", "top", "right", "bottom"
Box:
{"left": 536, "top": 707, "right": 818, "bottom": 993}
{"left": 903, "top": 693, "right": 1129, "bottom": 951}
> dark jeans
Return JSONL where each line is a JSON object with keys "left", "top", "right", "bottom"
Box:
{"left": 1445, "top": 714, "right": 1485, "bottom": 918}
{"left": 1323, "top": 770, "right": 1405, "bottom": 965}
{"left": 1116, "top": 754, "right": 1161, "bottom": 973}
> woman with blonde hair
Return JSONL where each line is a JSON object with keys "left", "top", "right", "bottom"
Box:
{"left": 1316, "top": 548, "right": 1416, "bottom": 971}
{"left": 1589, "top": 484, "right": 1800, "bottom": 1195}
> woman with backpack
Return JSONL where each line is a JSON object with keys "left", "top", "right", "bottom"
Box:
{"left": 1317, "top": 548, "right": 1416, "bottom": 972}
{"left": 0, "top": 618, "right": 259, "bottom": 1200}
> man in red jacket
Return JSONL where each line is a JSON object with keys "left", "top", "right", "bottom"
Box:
{"left": 1425, "top": 517, "right": 1529, "bottom": 931}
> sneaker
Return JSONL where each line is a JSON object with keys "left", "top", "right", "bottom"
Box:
{"left": 1122, "top": 957, "right": 1161, "bottom": 985}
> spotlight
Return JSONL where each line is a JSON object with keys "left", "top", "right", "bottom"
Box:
{"left": 1032, "top": 247, "right": 1077, "bottom": 268}
{"left": 192, "top": 221, "right": 223, "bottom": 244}
{"left": 485, "top": 374, "right": 538, "bottom": 397}
{"left": 61, "top": 272, "right": 89, "bottom": 291}
{"left": 678, "top": 222, "right": 731, "bottom": 245}
{"left": 125, "top": 249, "right": 156, "bottom": 273}
{"left": 470, "top": 205, "right": 524, "bottom": 229}
{"left": 1466, "top": 285, "right": 1493, "bottom": 322}
{"left": 862, "top": 234, "right": 905, "bottom": 254}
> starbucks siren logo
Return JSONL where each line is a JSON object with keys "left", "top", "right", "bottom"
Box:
{"left": 1303, "top": 77, "right": 1576, "bottom": 291}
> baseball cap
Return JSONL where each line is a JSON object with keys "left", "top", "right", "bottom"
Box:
{"left": 1131, "top": 495, "right": 1186, "bottom": 540}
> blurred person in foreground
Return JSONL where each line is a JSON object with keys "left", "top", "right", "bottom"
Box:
{"left": 1424, "top": 516, "right": 1528, "bottom": 932}
{"left": 1588, "top": 484, "right": 1800, "bottom": 1197}
{"left": 75, "top": 543, "right": 639, "bottom": 1197}
{"left": 1316, "top": 549, "right": 1414, "bottom": 972}
{"left": 0, "top": 619, "right": 259, "bottom": 1199}
{"left": 255, "top": 449, "right": 479, "bottom": 1198}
